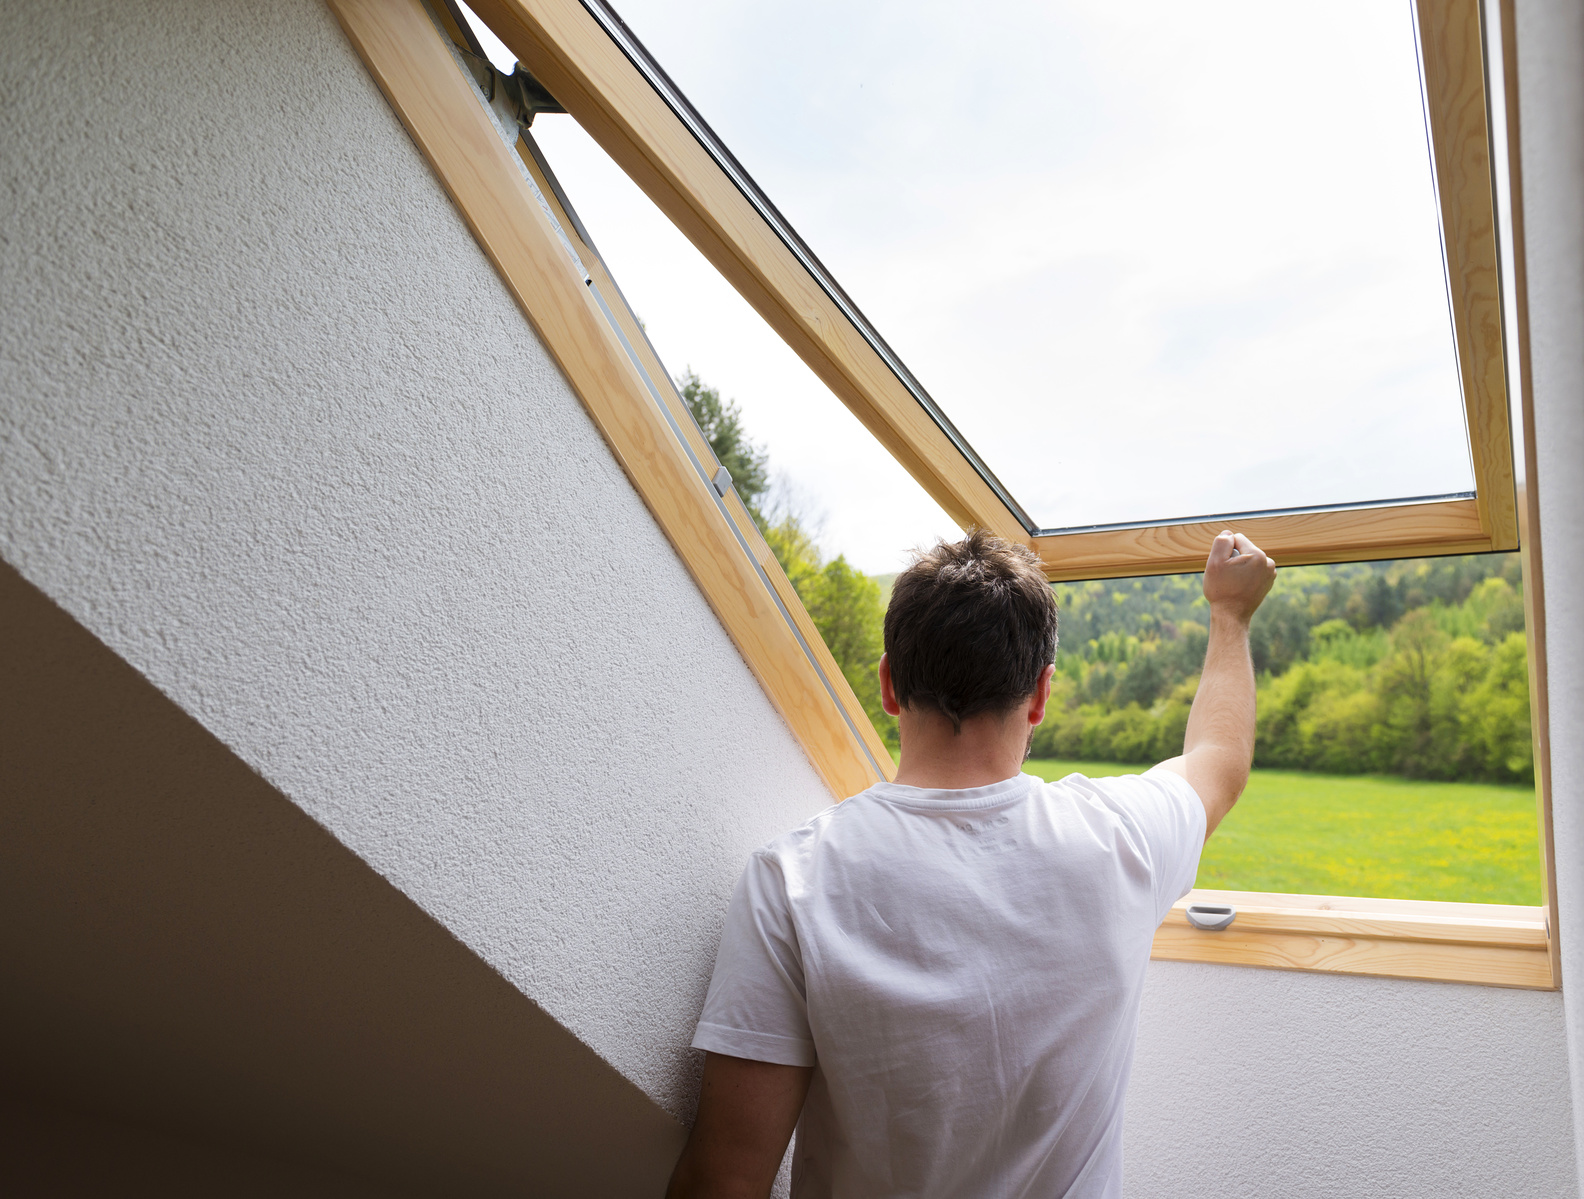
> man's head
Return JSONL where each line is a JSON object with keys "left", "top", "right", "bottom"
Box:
{"left": 882, "top": 530, "right": 1058, "bottom": 734}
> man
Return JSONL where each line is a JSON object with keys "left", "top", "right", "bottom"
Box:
{"left": 668, "top": 529, "right": 1277, "bottom": 1198}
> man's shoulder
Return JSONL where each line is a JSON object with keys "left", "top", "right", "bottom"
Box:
{"left": 754, "top": 783, "right": 973, "bottom": 893}
{"left": 756, "top": 789, "right": 876, "bottom": 860}
{"left": 1034, "top": 767, "right": 1204, "bottom": 834}
{"left": 1055, "top": 766, "right": 1197, "bottom": 802}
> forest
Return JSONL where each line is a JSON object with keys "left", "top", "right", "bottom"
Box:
{"left": 1035, "top": 555, "right": 1533, "bottom": 783}
{"left": 681, "top": 371, "right": 1533, "bottom": 783}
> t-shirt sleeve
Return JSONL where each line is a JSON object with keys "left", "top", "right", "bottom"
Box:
{"left": 692, "top": 849, "right": 817, "bottom": 1067}
{"left": 1140, "top": 766, "right": 1197, "bottom": 918}
{"left": 1124, "top": 768, "right": 1208, "bottom": 924}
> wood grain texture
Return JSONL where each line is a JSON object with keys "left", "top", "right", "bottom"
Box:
{"left": 720, "top": 487, "right": 898, "bottom": 779}
{"left": 1154, "top": 890, "right": 1553, "bottom": 989}
{"left": 1418, "top": 0, "right": 1520, "bottom": 549}
{"left": 464, "top": 0, "right": 1029, "bottom": 545}
{"left": 515, "top": 131, "right": 895, "bottom": 777}
{"left": 327, "top": 0, "right": 884, "bottom": 798}
{"left": 1500, "top": 0, "right": 1560, "bottom": 987}
{"left": 514, "top": 133, "right": 718, "bottom": 473}
{"left": 1181, "top": 886, "right": 1545, "bottom": 922}
{"left": 1033, "top": 498, "right": 1491, "bottom": 581}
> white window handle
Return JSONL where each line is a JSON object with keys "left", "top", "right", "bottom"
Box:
{"left": 1185, "top": 904, "right": 1236, "bottom": 931}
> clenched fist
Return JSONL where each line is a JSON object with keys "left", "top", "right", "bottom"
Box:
{"left": 1202, "top": 531, "right": 1276, "bottom": 624}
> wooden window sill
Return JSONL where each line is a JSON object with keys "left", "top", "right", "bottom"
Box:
{"left": 1153, "top": 889, "right": 1553, "bottom": 990}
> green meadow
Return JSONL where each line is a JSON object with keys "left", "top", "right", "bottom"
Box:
{"left": 1024, "top": 759, "right": 1543, "bottom": 905}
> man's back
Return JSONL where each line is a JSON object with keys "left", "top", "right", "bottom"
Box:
{"left": 697, "top": 768, "right": 1204, "bottom": 1197}
{"left": 667, "top": 530, "right": 1274, "bottom": 1199}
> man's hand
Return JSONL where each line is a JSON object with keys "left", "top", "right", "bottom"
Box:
{"left": 1203, "top": 530, "right": 1277, "bottom": 622}
{"left": 1157, "top": 531, "right": 1276, "bottom": 836}
{"left": 666, "top": 1052, "right": 813, "bottom": 1199}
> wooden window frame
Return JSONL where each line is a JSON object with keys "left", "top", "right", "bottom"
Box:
{"left": 332, "top": 0, "right": 1557, "bottom": 990}
{"left": 1155, "top": 890, "right": 1550, "bottom": 989}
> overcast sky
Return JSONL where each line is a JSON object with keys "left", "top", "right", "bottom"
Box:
{"left": 467, "top": 1, "right": 1473, "bottom": 575}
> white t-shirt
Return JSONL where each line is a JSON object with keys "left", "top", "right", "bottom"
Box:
{"left": 693, "top": 768, "right": 1205, "bottom": 1199}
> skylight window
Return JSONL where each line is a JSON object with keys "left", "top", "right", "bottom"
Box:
{"left": 337, "top": 0, "right": 1553, "bottom": 986}
{"left": 550, "top": 0, "right": 1476, "bottom": 536}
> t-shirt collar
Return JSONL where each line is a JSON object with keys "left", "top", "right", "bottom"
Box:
{"left": 866, "top": 771, "right": 1039, "bottom": 812}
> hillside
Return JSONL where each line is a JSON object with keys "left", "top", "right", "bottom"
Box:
{"left": 1035, "top": 554, "right": 1532, "bottom": 782}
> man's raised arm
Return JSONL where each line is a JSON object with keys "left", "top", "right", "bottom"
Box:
{"left": 1158, "top": 531, "right": 1277, "bottom": 836}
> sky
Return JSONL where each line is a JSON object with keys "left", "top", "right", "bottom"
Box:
{"left": 463, "top": 1, "right": 1480, "bottom": 575}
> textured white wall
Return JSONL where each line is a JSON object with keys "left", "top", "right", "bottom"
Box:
{"left": 0, "top": 0, "right": 831, "bottom": 1120}
{"left": 1125, "top": 962, "right": 1576, "bottom": 1197}
{"left": 1515, "top": 0, "right": 1584, "bottom": 1188}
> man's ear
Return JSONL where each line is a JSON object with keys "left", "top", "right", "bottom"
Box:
{"left": 879, "top": 653, "right": 902, "bottom": 717}
{"left": 1027, "top": 663, "right": 1056, "bottom": 726}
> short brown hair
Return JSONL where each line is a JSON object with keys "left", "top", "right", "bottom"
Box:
{"left": 884, "top": 530, "right": 1058, "bottom": 731}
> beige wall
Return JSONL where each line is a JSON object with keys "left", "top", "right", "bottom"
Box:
{"left": 0, "top": 561, "right": 681, "bottom": 1194}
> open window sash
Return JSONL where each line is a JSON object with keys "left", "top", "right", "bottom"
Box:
{"left": 466, "top": 0, "right": 1518, "bottom": 582}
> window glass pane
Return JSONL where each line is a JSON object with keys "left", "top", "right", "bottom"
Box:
{"left": 521, "top": 110, "right": 974, "bottom": 754}
{"left": 581, "top": 0, "right": 1476, "bottom": 531}
{"left": 527, "top": 113, "right": 960, "bottom": 575}
{"left": 1032, "top": 554, "right": 1537, "bottom": 904}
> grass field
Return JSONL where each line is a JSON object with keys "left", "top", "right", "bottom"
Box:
{"left": 1024, "top": 759, "right": 1543, "bottom": 905}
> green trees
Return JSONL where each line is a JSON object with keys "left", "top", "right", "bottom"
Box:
{"left": 677, "top": 369, "right": 770, "bottom": 524}
{"left": 1030, "top": 675, "right": 1195, "bottom": 765}
{"left": 764, "top": 512, "right": 895, "bottom": 749}
{"left": 679, "top": 371, "right": 896, "bottom": 749}
{"left": 1256, "top": 601, "right": 1531, "bottom": 782}
{"left": 1031, "top": 558, "right": 1534, "bottom": 783}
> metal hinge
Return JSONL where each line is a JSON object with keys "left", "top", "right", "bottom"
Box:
{"left": 440, "top": 0, "right": 565, "bottom": 127}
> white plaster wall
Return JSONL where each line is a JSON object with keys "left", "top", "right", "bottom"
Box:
{"left": 1516, "top": 0, "right": 1584, "bottom": 1189}
{"left": 1124, "top": 962, "right": 1576, "bottom": 1197}
{"left": 0, "top": 0, "right": 831, "bottom": 1119}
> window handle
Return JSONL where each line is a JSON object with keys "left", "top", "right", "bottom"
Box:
{"left": 1185, "top": 904, "right": 1236, "bottom": 931}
